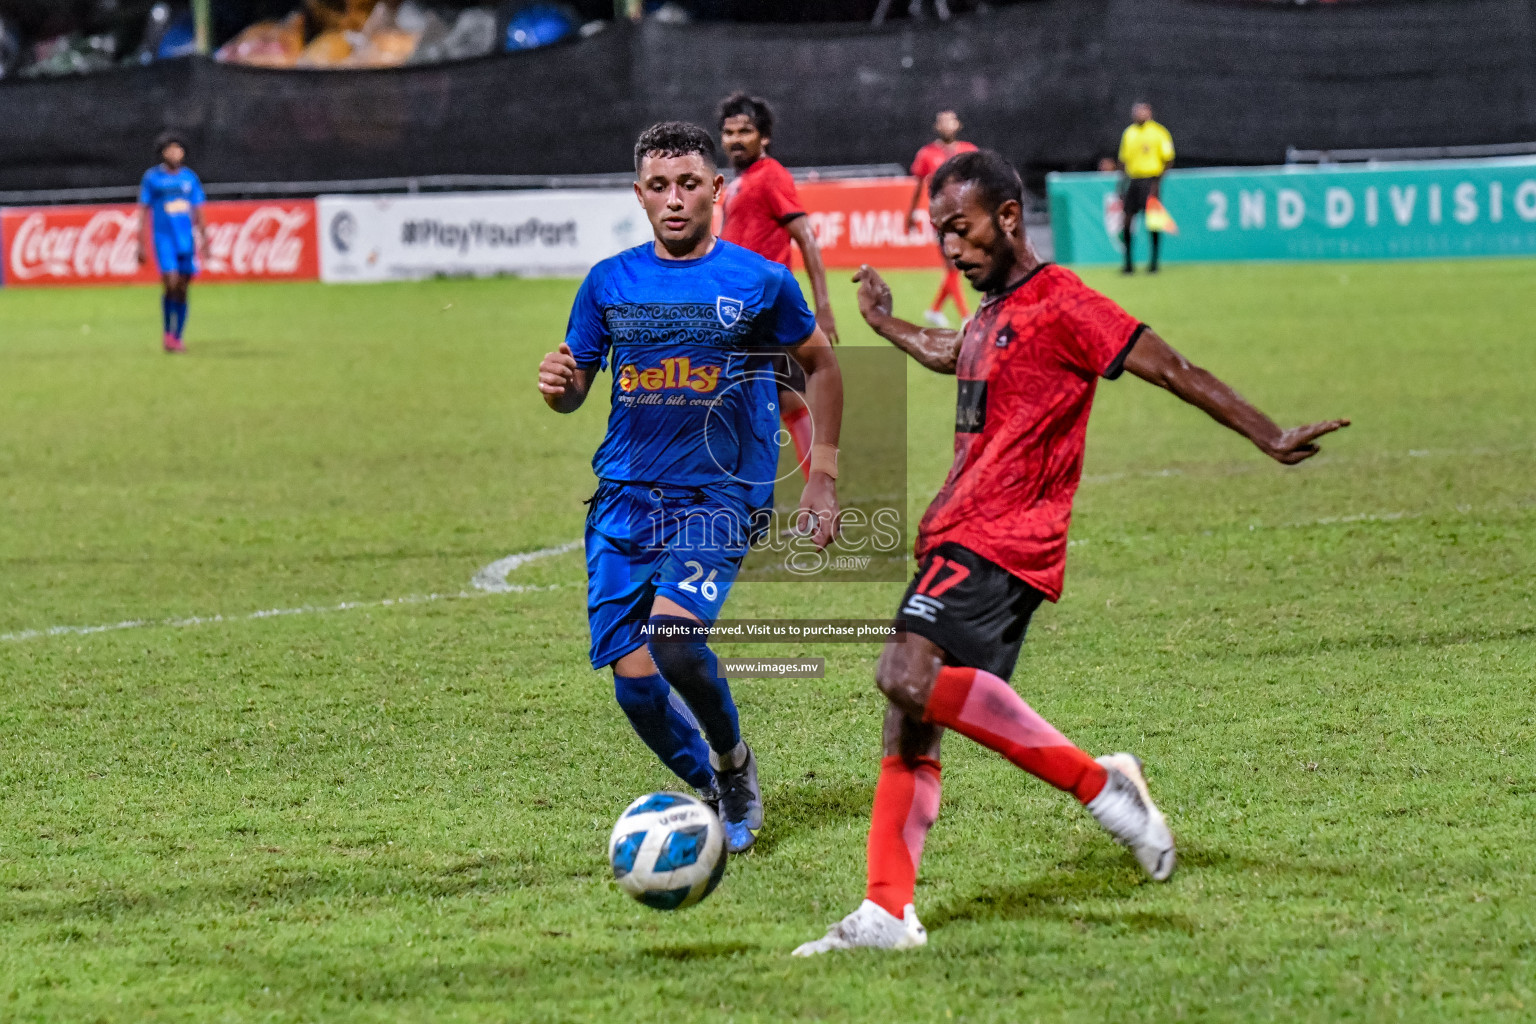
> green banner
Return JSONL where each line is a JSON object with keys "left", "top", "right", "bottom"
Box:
{"left": 1047, "top": 157, "right": 1536, "bottom": 264}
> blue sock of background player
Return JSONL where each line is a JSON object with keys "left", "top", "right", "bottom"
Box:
{"left": 172, "top": 297, "right": 189, "bottom": 339}
{"left": 161, "top": 294, "right": 174, "bottom": 336}
{"left": 612, "top": 669, "right": 715, "bottom": 792}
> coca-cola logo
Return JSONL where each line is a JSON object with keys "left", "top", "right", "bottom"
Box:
{"left": 202, "top": 206, "right": 311, "bottom": 276}
{"left": 7, "top": 210, "right": 139, "bottom": 281}
{"left": 4, "top": 203, "right": 313, "bottom": 283}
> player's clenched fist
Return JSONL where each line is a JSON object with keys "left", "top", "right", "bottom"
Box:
{"left": 538, "top": 343, "right": 577, "bottom": 395}
{"left": 538, "top": 342, "right": 583, "bottom": 412}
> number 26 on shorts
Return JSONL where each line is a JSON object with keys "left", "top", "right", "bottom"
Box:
{"left": 677, "top": 560, "right": 720, "bottom": 602}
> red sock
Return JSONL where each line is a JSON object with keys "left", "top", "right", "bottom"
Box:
{"left": 865, "top": 755, "right": 941, "bottom": 917}
{"left": 781, "top": 405, "right": 813, "bottom": 481}
{"left": 924, "top": 666, "right": 1106, "bottom": 803}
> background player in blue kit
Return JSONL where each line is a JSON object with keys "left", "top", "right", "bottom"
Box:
{"left": 136, "top": 132, "right": 206, "bottom": 353}
{"left": 537, "top": 121, "right": 844, "bottom": 852}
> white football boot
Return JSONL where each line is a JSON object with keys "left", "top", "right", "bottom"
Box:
{"left": 923, "top": 309, "right": 952, "bottom": 328}
{"left": 1087, "top": 753, "right": 1176, "bottom": 881}
{"left": 791, "top": 899, "right": 927, "bottom": 956}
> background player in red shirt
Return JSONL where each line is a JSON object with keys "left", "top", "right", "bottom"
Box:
{"left": 719, "top": 92, "right": 838, "bottom": 479}
{"left": 907, "top": 110, "right": 978, "bottom": 328}
{"left": 796, "top": 150, "right": 1349, "bottom": 955}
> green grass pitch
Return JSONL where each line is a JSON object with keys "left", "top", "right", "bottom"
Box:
{"left": 1, "top": 259, "right": 1533, "bottom": 1022}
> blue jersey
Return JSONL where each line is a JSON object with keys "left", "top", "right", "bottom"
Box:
{"left": 139, "top": 165, "right": 205, "bottom": 253}
{"left": 565, "top": 239, "right": 817, "bottom": 510}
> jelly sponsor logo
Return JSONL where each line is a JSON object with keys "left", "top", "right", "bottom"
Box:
{"left": 618, "top": 356, "right": 722, "bottom": 394}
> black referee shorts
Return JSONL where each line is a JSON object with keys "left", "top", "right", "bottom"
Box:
{"left": 1123, "top": 176, "right": 1159, "bottom": 221}
{"left": 893, "top": 542, "right": 1047, "bottom": 681}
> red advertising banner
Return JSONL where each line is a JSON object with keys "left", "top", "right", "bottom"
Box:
{"left": 1, "top": 200, "right": 319, "bottom": 287}
{"left": 793, "top": 177, "right": 944, "bottom": 270}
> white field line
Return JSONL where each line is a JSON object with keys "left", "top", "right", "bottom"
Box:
{"left": 0, "top": 540, "right": 583, "bottom": 645}
{"left": 471, "top": 540, "right": 582, "bottom": 593}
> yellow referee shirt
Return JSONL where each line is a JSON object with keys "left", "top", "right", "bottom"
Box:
{"left": 1119, "top": 120, "right": 1175, "bottom": 179}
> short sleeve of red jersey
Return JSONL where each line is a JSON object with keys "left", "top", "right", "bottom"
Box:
{"left": 1054, "top": 276, "right": 1146, "bottom": 380}
{"left": 910, "top": 146, "right": 941, "bottom": 179}
{"left": 763, "top": 163, "right": 805, "bottom": 223}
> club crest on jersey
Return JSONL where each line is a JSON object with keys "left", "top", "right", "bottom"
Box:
{"left": 995, "top": 325, "right": 1016, "bottom": 349}
{"left": 716, "top": 296, "right": 744, "bottom": 328}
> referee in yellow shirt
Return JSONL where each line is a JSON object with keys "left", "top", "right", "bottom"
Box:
{"left": 1118, "top": 101, "right": 1175, "bottom": 274}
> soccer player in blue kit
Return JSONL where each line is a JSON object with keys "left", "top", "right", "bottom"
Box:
{"left": 537, "top": 122, "right": 844, "bottom": 852}
{"left": 136, "top": 132, "right": 206, "bottom": 353}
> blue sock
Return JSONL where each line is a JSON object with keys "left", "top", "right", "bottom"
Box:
{"left": 161, "top": 295, "right": 173, "bottom": 334}
{"left": 613, "top": 671, "right": 715, "bottom": 791}
{"left": 172, "top": 299, "right": 188, "bottom": 339}
{"left": 647, "top": 615, "right": 741, "bottom": 755}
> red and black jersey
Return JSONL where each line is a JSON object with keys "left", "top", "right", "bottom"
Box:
{"left": 915, "top": 263, "right": 1144, "bottom": 601}
{"left": 720, "top": 156, "right": 805, "bottom": 269}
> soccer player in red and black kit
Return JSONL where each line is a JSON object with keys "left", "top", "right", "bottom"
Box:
{"left": 907, "top": 110, "right": 978, "bottom": 329}
{"left": 795, "top": 150, "right": 1349, "bottom": 954}
{"left": 719, "top": 92, "right": 838, "bottom": 478}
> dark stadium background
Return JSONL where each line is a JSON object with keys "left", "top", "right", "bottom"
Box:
{"left": 1, "top": 0, "right": 1533, "bottom": 196}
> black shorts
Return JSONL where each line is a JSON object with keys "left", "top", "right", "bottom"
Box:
{"left": 894, "top": 542, "right": 1047, "bottom": 680}
{"left": 1123, "top": 176, "right": 1158, "bottom": 219}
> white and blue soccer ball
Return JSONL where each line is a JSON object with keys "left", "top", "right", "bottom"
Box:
{"left": 608, "top": 792, "right": 727, "bottom": 911}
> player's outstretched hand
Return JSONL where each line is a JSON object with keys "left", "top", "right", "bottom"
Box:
{"left": 797, "top": 475, "right": 841, "bottom": 550}
{"left": 538, "top": 342, "right": 578, "bottom": 398}
{"left": 1261, "top": 418, "right": 1351, "bottom": 465}
{"left": 853, "top": 265, "right": 893, "bottom": 324}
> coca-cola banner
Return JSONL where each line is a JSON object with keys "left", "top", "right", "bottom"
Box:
{"left": 1, "top": 200, "right": 318, "bottom": 287}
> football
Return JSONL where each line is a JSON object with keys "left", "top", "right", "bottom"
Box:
{"left": 608, "top": 792, "right": 728, "bottom": 911}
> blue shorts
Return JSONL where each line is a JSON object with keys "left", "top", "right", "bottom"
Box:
{"left": 585, "top": 481, "right": 751, "bottom": 670}
{"left": 153, "top": 236, "right": 197, "bottom": 277}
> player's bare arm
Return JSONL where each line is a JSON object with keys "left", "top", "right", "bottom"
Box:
{"left": 788, "top": 327, "right": 844, "bottom": 548}
{"left": 852, "top": 264, "right": 962, "bottom": 373}
{"left": 1123, "top": 328, "right": 1349, "bottom": 464}
{"left": 135, "top": 203, "right": 151, "bottom": 265}
{"left": 193, "top": 204, "right": 207, "bottom": 257}
{"left": 906, "top": 175, "right": 925, "bottom": 228}
{"left": 537, "top": 342, "right": 595, "bottom": 413}
{"left": 786, "top": 215, "right": 839, "bottom": 344}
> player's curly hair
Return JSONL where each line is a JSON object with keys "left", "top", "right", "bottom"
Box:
{"left": 928, "top": 149, "right": 1023, "bottom": 212}
{"left": 633, "top": 121, "right": 717, "bottom": 173}
{"left": 717, "top": 91, "right": 774, "bottom": 139}
{"left": 154, "top": 130, "right": 188, "bottom": 158}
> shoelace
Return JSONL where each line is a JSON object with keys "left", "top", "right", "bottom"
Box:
{"left": 718, "top": 766, "right": 753, "bottom": 824}
{"left": 1096, "top": 773, "right": 1150, "bottom": 842}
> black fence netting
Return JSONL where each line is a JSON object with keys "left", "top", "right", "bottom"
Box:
{"left": 0, "top": 0, "right": 1532, "bottom": 191}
